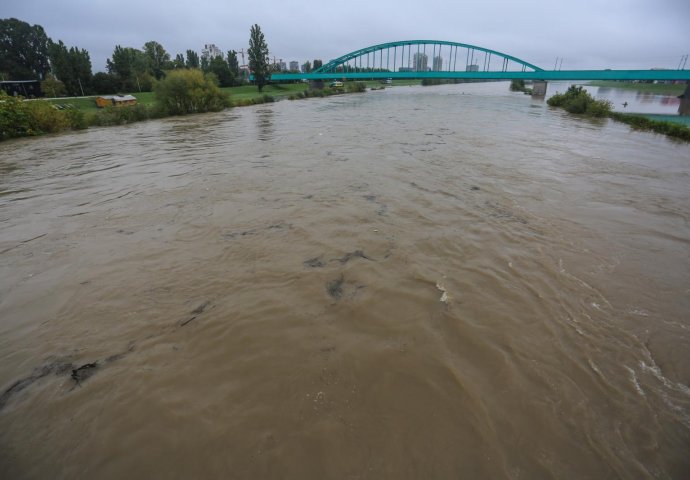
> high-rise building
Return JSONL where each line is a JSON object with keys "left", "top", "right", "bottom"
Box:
{"left": 201, "top": 44, "right": 223, "bottom": 61}
{"left": 433, "top": 56, "right": 443, "bottom": 71}
{"left": 289, "top": 61, "right": 299, "bottom": 71}
{"left": 413, "top": 52, "right": 428, "bottom": 72}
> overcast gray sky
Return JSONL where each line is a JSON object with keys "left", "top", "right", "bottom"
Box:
{"left": 4, "top": 0, "right": 689, "bottom": 72}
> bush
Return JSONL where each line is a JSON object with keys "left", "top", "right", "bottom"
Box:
{"left": 87, "top": 104, "right": 158, "bottom": 126}
{"left": 586, "top": 99, "right": 613, "bottom": 117}
{"left": 41, "top": 74, "right": 67, "bottom": 98}
{"left": 345, "top": 81, "right": 366, "bottom": 93}
{"left": 0, "top": 92, "right": 84, "bottom": 140}
{"left": 0, "top": 93, "right": 31, "bottom": 139}
{"left": 65, "top": 109, "right": 89, "bottom": 130}
{"left": 548, "top": 85, "right": 611, "bottom": 117}
{"left": 25, "top": 100, "right": 71, "bottom": 133}
{"left": 509, "top": 79, "right": 525, "bottom": 91}
{"left": 155, "top": 69, "right": 229, "bottom": 115}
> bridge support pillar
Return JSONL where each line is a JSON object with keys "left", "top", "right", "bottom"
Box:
{"left": 678, "top": 81, "right": 690, "bottom": 116}
{"left": 532, "top": 80, "right": 547, "bottom": 97}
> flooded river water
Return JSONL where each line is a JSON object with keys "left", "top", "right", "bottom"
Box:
{"left": 1, "top": 82, "right": 689, "bottom": 479}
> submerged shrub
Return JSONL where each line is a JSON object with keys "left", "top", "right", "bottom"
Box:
{"left": 586, "top": 99, "right": 613, "bottom": 118}
{"left": 548, "top": 85, "right": 611, "bottom": 117}
{"left": 610, "top": 112, "right": 690, "bottom": 141}
{"left": 155, "top": 69, "right": 229, "bottom": 115}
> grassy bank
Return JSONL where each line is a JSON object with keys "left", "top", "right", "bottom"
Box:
{"left": 585, "top": 81, "right": 686, "bottom": 96}
{"left": 47, "top": 85, "right": 303, "bottom": 112}
{"left": 2, "top": 80, "right": 384, "bottom": 141}
{"left": 45, "top": 80, "right": 419, "bottom": 113}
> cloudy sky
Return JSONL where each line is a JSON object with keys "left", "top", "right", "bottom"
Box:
{"left": 4, "top": 0, "right": 689, "bottom": 72}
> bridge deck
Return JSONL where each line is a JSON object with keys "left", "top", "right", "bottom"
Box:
{"left": 268, "top": 70, "right": 690, "bottom": 82}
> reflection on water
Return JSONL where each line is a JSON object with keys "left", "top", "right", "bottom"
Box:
{"left": 256, "top": 108, "right": 275, "bottom": 141}
{"left": 0, "top": 83, "right": 689, "bottom": 479}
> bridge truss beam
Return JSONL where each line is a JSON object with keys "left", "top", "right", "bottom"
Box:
{"left": 268, "top": 70, "right": 690, "bottom": 82}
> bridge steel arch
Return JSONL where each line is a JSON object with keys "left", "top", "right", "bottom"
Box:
{"left": 262, "top": 40, "right": 690, "bottom": 82}
{"left": 313, "top": 40, "right": 544, "bottom": 74}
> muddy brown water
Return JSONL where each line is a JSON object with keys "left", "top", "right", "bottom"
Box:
{"left": 1, "top": 82, "right": 689, "bottom": 479}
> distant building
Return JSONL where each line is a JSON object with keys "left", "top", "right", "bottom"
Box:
{"left": 279, "top": 61, "right": 287, "bottom": 71}
{"left": 466, "top": 64, "right": 479, "bottom": 72}
{"left": 413, "top": 52, "right": 428, "bottom": 72}
{"left": 202, "top": 44, "right": 223, "bottom": 61}
{"left": 289, "top": 61, "right": 299, "bottom": 71}
{"left": 398, "top": 67, "right": 413, "bottom": 72}
{"left": 433, "top": 56, "right": 443, "bottom": 71}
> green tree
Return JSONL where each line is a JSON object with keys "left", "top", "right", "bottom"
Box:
{"left": 155, "top": 68, "right": 228, "bottom": 115}
{"left": 313, "top": 59, "right": 323, "bottom": 70}
{"left": 248, "top": 24, "right": 270, "bottom": 92}
{"left": 143, "top": 41, "right": 171, "bottom": 79}
{"left": 48, "top": 40, "right": 92, "bottom": 96}
{"left": 208, "top": 55, "right": 233, "bottom": 87}
{"left": 185, "top": 50, "right": 199, "bottom": 69}
{"left": 0, "top": 18, "right": 51, "bottom": 79}
{"left": 227, "top": 50, "right": 240, "bottom": 81}
{"left": 173, "top": 53, "right": 185, "bottom": 69}
{"left": 91, "top": 72, "right": 118, "bottom": 94}
{"left": 41, "top": 74, "right": 66, "bottom": 97}
{"left": 107, "top": 45, "right": 149, "bottom": 91}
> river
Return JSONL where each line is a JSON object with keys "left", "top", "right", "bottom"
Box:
{"left": 1, "top": 82, "right": 689, "bottom": 479}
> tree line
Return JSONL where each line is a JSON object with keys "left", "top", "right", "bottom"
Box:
{"left": 1, "top": 19, "right": 327, "bottom": 97}
{"left": 0, "top": 18, "right": 248, "bottom": 96}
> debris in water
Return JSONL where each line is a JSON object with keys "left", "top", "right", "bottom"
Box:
{"left": 436, "top": 282, "right": 450, "bottom": 304}
{"left": 181, "top": 301, "right": 211, "bottom": 326}
{"left": 0, "top": 360, "right": 73, "bottom": 410}
{"left": 71, "top": 362, "right": 98, "bottom": 386}
{"left": 326, "top": 275, "right": 345, "bottom": 300}
{"left": 334, "top": 250, "right": 374, "bottom": 264}
{"left": 191, "top": 302, "right": 210, "bottom": 315}
{"left": 304, "top": 256, "right": 325, "bottom": 268}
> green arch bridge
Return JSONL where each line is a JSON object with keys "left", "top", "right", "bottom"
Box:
{"left": 263, "top": 40, "right": 690, "bottom": 82}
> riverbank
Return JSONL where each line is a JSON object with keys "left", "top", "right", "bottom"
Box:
{"left": 3, "top": 80, "right": 406, "bottom": 141}
{"left": 46, "top": 80, "right": 421, "bottom": 112}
